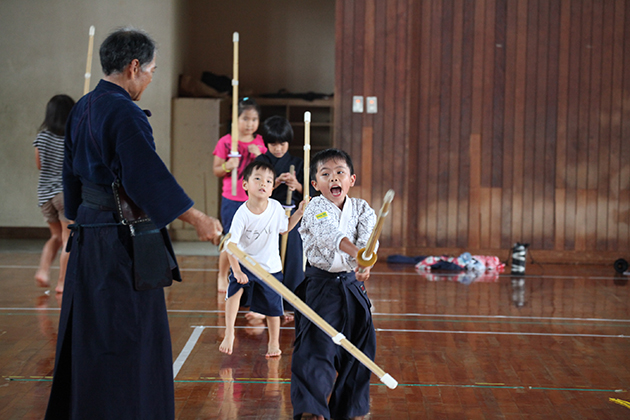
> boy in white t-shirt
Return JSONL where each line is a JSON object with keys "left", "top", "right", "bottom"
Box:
{"left": 219, "top": 161, "right": 304, "bottom": 357}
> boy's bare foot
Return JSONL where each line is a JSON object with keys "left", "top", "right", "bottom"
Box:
{"left": 266, "top": 345, "right": 281, "bottom": 358}
{"left": 283, "top": 312, "right": 294, "bottom": 323}
{"left": 35, "top": 271, "right": 50, "bottom": 288}
{"left": 55, "top": 283, "right": 64, "bottom": 294}
{"left": 245, "top": 311, "right": 265, "bottom": 322}
{"left": 219, "top": 333, "right": 235, "bottom": 355}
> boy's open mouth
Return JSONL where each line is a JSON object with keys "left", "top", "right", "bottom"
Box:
{"left": 330, "top": 186, "right": 342, "bottom": 197}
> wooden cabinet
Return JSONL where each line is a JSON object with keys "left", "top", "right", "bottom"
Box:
{"left": 255, "top": 98, "right": 334, "bottom": 156}
{"left": 170, "top": 97, "right": 228, "bottom": 240}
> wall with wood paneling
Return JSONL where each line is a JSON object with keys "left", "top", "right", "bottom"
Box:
{"left": 336, "top": 0, "right": 630, "bottom": 263}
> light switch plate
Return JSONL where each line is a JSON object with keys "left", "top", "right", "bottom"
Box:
{"left": 366, "top": 96, "right": 377, "bottom": 113}
{"left": 352, "top": 96, "right": 364, "bottom": 113}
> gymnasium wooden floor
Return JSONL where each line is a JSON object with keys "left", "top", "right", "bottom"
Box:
{"left": 1, "top": 240, "right": 629, "bottom": 419}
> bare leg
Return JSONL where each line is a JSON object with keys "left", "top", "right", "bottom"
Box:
{"left": 219, "top": 288, "right": 243, "bottom": 355}
{"left": 217, "top": 252, "right": 230, "bottom": 292}
{"left": 55, "top": 221, "right": 70, "bottom": 293}
{"left": 265, "top": 316, "right": 281, "bottom": 357}
{"left": 35, "top": 222, "right": 62, "bottom": 288}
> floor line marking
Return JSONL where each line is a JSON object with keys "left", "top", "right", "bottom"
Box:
{"left": 3, "top": 264, "right": 625, "bottom": 280}
{"left": 186, "top": 325, "right": 628, "bottom": 338}
{"left": 4, "top": 375, "right": 625, "bottom": 393}
{"left": 0, "top": 264, "right": 628, "bottom": 283}
{"left": 3, "top": 310, "right": 626, "bottom": 330}
{"left": 370, "top": 271, "right": 627, "bottom": 280}
{"left": 0, "top": 308, "right": 242, "bottom": 314}
{"left": 172, "top": 326, "right": 205, "bottom": 378}
{"left": 371, "top": 312, "right": 630, "bottom": 323}
{"left": 0, "top": 307, "right": 630, "bottom": 323}
{"left": 0, "top": 265, "right": 218, "bottom": 272}
{"left": 0, "top": 265, "right": 47, "bottom": 269}
{"left": 374, "top": 327, "right": 629, "bottom": 338}
{"left": 171, "top": 379, "right": 626, "bottom": 393}
{"left": 2, "top": 307, "right": 629, "bottom": 324}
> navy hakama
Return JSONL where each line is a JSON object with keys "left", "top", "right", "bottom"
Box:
{"left": 291, "top": 266, "right": 376, "bottom": 420}
{"left": 227, "top": 265, "right": 284, "bottom": 317}
{"left": 45, "top": 206, "right": 174, "bottom": 419}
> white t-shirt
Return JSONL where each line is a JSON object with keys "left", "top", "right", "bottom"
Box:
{"left": 228, "top": 198, "right": 289, "bottom": 272}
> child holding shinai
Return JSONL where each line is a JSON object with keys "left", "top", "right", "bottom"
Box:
{"left": 291, "top": 148, "right": 377, "bottom": 420}
{"left": 213, "top": 98, "right": 266, "bottom": 293}
{"left": 219, "top": 161, "right": 304, "bottom": 357}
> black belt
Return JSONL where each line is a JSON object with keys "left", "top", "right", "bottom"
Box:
{"left": 81, "top": 185, "right": 116, "bottom": 211}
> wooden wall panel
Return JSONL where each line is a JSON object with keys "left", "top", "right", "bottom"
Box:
{"left": 555, "top": 0, "right": 570, "bottom": 251}
{"left": 415, "top": 0, "right": 432, "bottom": 248}
{"left": 335, "top": 0, "right": 630, "bottom": 261}
{"left": 621, "top": 0, "right": 630, "bottom": 250}
{"left": 500, "top": 0, "right": 516, "bottom": 250}
{"left": 608, "top": 0, "right": 625, "bottom": 251}
{"left": 448, "top": 1, "right": 464, "bottom": 248}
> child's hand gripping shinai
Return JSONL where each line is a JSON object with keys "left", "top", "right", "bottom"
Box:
{"left": 356, "top": 189, "right": 395, "bottom": 273}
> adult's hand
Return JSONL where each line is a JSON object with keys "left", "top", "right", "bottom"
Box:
{"left": 178, "top": 208, "right": 223, "bottom": 245}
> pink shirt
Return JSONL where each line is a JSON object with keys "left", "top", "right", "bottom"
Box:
{"left": 213, "top": 133, "right": 267, "bottom": 201}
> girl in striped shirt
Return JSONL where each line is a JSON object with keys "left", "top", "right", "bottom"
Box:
{"left": 33, "top": 94, "right": 74, "bottom": 293}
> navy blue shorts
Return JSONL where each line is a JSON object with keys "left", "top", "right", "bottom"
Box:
{"left": 227, "top": 265, "right": 284, "bottom": 317}
{"left": 220, "top": 197, "right": 244, "bottom": 234}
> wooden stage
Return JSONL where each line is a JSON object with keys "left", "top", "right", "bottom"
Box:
{"left": 1, "top": 240, "right": 629, "bottom": 419}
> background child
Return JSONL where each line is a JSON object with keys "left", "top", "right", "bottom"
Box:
{"left": 256, "top": 116, "right": 306, "bottom": 316}
{"left": 33, "top": 94, "right": 75, "bottom": 293}
{"left": 213, "top": 97, "right": 266, "bottom": 293}
{"left": 219, "top": 161, "right": 304, "bottom": 358}
{"left": 291, "top": 148, "right": 377, "bottom": 420}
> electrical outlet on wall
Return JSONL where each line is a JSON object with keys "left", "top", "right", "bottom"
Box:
{"left": 352, "top": 96, "right": 364, "bottom": 113}
{"left": 366, "top": 96, "right": 377, "bottom": 113}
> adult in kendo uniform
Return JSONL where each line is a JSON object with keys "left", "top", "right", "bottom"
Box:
{"left": 44, "top": 28, "right": 223, "bottom": 419}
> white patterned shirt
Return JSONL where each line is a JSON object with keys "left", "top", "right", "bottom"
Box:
{"left": 299, "top": 195, "right": 377, "bottom": 272}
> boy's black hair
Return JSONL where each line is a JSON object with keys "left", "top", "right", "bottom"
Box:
{"left": 238, "top": 97, "right": 261, "bottom": 117}
{"left": 309, "top": 148, "right": 355, "bottom": 182}
{"left": 261, "top": 115, "right": 293, "bottom": 145}
{"left": 39, "top": 94, "right": 75, "bottom": 136}
{"left": 242, "top": 160, "right": 276, "bottom": 183}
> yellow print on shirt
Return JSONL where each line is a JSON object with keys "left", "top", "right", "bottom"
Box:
{"left": 315, "top": 212, "right": 328, "bottom": 220}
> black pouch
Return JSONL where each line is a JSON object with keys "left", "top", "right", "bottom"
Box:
{"left": 112, "top": 179, "right": 175, "bottom": 291}
{"left": 131, "top": 222, "right": 174, "bottom": 291}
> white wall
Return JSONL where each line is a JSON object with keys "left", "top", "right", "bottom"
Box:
{"left": 0, "top": 0, "right": 181, "bottom": 227}
{"left": 0, "top": 0, "right": 335, "bottom": 229}
{"left": 181, "top": 0, "right": 335, "bottom": 95}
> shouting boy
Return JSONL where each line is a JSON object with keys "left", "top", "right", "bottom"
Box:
{"left": 291, "top": 149, "right": 377, "bottom": 420}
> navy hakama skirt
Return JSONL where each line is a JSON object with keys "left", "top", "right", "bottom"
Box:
{"left": 291, "top": 266, "right": 376, "bottom": 420}
{"left": 45, "top": 205, "right": 175, "bottom": 419}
